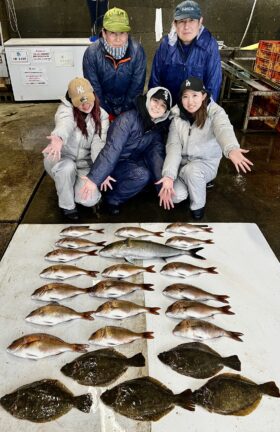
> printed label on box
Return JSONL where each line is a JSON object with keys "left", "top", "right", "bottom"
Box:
{"left": 22, "top": 66, "right": 48, "bottom": 85}
{"left": 31, "top": 48, "right": 52, "bottom": 63}
{"left": 10, "top": 49, "right": 29, "bottom": 64}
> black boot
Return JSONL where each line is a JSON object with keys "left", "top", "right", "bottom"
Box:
{"left": 61, "top": 207, "right": 79, "bottom": 221}
{"left": 191, "top": 207, "right": 205, "bottom": 220}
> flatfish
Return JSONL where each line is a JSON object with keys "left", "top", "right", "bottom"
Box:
{"left": 161, "top": 262, "right": 218, "bottom": 278}
{"left": 101, "top": 376, "right": 194, "bottom": 421}
{"left": 7, "top": 333, "right": 88, "bottom": 359}
{"left": 60, "top": 225, "right": 104, "bottom": 237}
{"left": 166, "top": 300, "right": 234, "bottom": 319}
{"left": 158, "top": 342, "right": 241, "bottom": 378}
{"left": 61, "top": 348, "right": 145, "bottom": 386}
{"left": 89, "top": 326, "right": 154, "bottom": 346}
{"left": 90, "top": 279, "right": 154, "bottom": 298}
{"left": 92, "top": 300, "right": 160, "bottom": 319}
{"left": 166, "top": 223, "right": 213, "bottom": 235}
{"left": 101, "top": 263, "right": 155, "bottom": 278}
{"left": 115, "top": 226, "right": 164, "bottom": 238}
{"left": 0, "top": 379, "right": 92, "bottom": 422}
{"left": 192, "top": 373, "right": 280, "bottom": 415}
{"left": 163, "top": 283, "right": 229, "bottom": 303}
{"left": 25, "top": 303, "right": 95, "bottom": 326}
{"left": 56, "top": 236, "right": 106, "bottom": 249}
{"left": 173, "top": 319, "right": 243, "bottom": 342}
{"left": 44, "top": 248, "right": 97, "bottom": 262}
{"left": 40, "top": 264, "right": 98, "bottom": 280}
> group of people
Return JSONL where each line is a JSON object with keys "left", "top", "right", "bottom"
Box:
{"left": 43, "top": 1, "right": 253, "bottom": 221}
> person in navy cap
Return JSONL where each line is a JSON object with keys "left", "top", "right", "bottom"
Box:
{"left": 148, "top": 0, "right": 222, "bottom": 105}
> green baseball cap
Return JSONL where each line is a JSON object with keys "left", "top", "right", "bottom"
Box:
{"left": 103, "top": 7, "right": 131, "bottom": 32}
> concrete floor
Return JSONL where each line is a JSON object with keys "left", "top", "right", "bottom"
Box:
{"left": 0, "top": 100, "right": 280, "bottom": 261}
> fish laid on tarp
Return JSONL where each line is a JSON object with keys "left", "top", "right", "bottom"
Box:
{"left": 31, "top": 283, "right": 95, "bottom": 302}
{"left": 56, "top": 237, "right": 106, "bottom": 249}
{"left": 40, "top": 264, "right": 98, "bottom": 280}
{"left": 158, "top": 342, "right": 241, "bottom": 379}
{"left": 0, "top": 379, "right": 92, "bottom": 422}
{"left": 166, "top": 223, "right": 213, "bottom": 235}
{"left": 89, "top": 326, "right": 154, "bottom": 346}
{"left": 166, "top": 236, "right": 214, "bottom": 249}
{"left": 90, "top": 280, "right": 154, "bottom": 298}
{"left": 163, "top": 283, "right": 229, "bottom": 303}
{"left": 115, "top": 226, "right": 164, "bottom": 238}
{"left": 25, "top": 303, "right": 95, "bottom": 326}
{"left": 166, "top": 300, "right": 234, "bottom": 319}
{"left": 61, "top": 348, "right": 145, "bottom": 386}
{"left": 101, "top": 263, "right": 156, "bottom": 279}
{"left": 173, "top": 319, "right": 243, "bottom": 342}
{"left": 92, "top": 300, "right": 160, "bottom": 319}
{"left": 192, "top": 373, "right": 280, "bottom": 415}
{"left": 60, "top": 225, "right": 104, "bottom": 237}
{"left": 161, "top": 262, "right": 218, "bottom": 278}
{"left": 7, "top": 333, "right": 88, "bottom": 359}
{"left": 44, "top": 248, "right": 97, "bottom": 263}
{"left": 99, "top": 239, "right": 205, "bottom": 261}
{"left": 101, "top": 376, "right": 195, "bottom": 421}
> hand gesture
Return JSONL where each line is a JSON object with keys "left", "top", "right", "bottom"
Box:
{"left": 155, "top": 176, "right": 176, "bottom": 210}
{"left": 79, "top": 176, "right": 98, "bottom": 201}
{"left": 42, "top": 135, "right": 63, "bottom": 161}
{"left": 229, "top": 148, "right": 253, "bottom": 173}
{"left": 100, "top": 176, "right": 117, "bottom": 192}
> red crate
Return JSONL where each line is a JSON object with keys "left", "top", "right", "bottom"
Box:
{"left": 272, "top": 54, "right": 280, "bottom": 72}
{"left": 254, "top": 63, "right": 272, "bottom": 79}
{"left": 271, "top": 70, "right": 280, "bottom": 84}
{"left": 255, "top": 56, "right": 275, "bottom": 70}
{"left": 259, "top": 40, "right": 280, "bottom": 54}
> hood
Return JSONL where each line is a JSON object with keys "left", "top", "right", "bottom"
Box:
{"left": 145, "top": 86, "right": 172, "bottom": 124}
{"left": 168, "top": 23, "right": 205, "bottom": 47}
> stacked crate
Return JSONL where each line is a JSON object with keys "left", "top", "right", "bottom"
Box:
{"left": 254, "top": 40, "right": 280, "bottom": 84}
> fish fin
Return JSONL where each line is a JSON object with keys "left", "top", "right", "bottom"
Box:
{"left": 87, "top": 250, "right": 98, "bottom": 256}
{"left": 207, "top": 266, "right": 218, "bottom": 274}
{"left": 94, "top": 228, "right": 104, "bottom": 234}
{"left": 223, "top": 355, "right": 241, "bottom": 371}
{"left": 73, "top": 394, "right": 93, "bottom": 413}
{"left": 72, "top": 343, "right": 89, "bottom": 352}
{"left": 232, "top": 398, "right": 261, "bottom": 416}
{"left": 189, "top": 247, "right": 205, "bottom": 260}
{"left": 175, "top": 389, "right": 195, "bottom": 411}
{"left": 205, "top": 239, "right": 214, "bottom": 244}
{"left": 125, "top": 257, "right": 136, "bottom": 264}
{"left": 145, "top": 265, "right": 156, "bottom": 273}
{"left": 220, "top": 305, "right": 235, "bottom": 315}
{"left": 81, "top": 312, "right": 95, "bottom": 321}
{"left": 259, "top": 382, "right": 280, "bottom": 397}
{"left": 215, "top": 294, "right": 230, "bottom": 304}
{"left": 204, "top": 227, "right": 213, "bottom": 233}
{"left": 148, "top": 307, "right": 160, "bottom": 315}
{"left": 155, "top": 231, "right": 164, "bottom": 237}
{"left": 142, "top": 331, "right": 154, "bottom": 339}
{"left": 127, "top": 353, "right": 146, "bottom": 367}
{"left": 228, "top": 331, "right": 243, "bottom": 342}
{"left": 95, "top": 241, "right": 107, "bottom": 247}
{"left": 88, "top": 271, "right": 99, "bottom": 277}
{"left": 142, "top": 284, "right": 154, "bottom": 291}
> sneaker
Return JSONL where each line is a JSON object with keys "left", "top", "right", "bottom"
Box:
{"left": 206, "top": 181, "right": 214, "bottom": 189}
{"left": 191, "top": 207, "right": 205, "bottom": 220}
{"left": 61, "top": 207, "right": 79, "bottom": 221}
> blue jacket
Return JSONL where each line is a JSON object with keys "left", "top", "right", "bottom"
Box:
{"left": 87, "top": 109, "right": 168, "bottom": 187}
{"left": 148, "top": 28, "right": 222, "bottom": 103}
{"left": 83, "top": 37, "right": 146, "bottom": 116}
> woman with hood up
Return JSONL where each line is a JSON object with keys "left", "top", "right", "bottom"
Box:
{"left": 157, "top": 77, "right": 253, "bottom": 220}
{"left": 79, "top": 87, "right": 172, "bottom": 214}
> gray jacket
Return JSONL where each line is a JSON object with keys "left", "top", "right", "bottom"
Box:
{"left": 162, "top": 101, "right": 240, "bottom": 180}
{"left": 51, "top": 98, "right": 109, "bottom": 170}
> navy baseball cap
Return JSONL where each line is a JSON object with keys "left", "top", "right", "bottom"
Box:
{"left": 174, "top": 1, "right": 202, "bottom": 20}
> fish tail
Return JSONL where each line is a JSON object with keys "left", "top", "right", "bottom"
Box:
{"left": 72, "top": 343, "right": 89, "bottom": 352}
{"left": 175, "top": 389, "right": 195, "bottom": 411}
{"left": 87, "top": 250, "right": 98, "bottom": 256}
{"left": 223, "top": 355, "right": 241, "bottom": 371}
{"left": 94, "top": 228, "right": 104, "bottom": 234}
{"left": 73, "top": 393, "right": 93, "bottom": 413}
{"left": 127, "top": 353, "right": 146, "bottom": 367}
{"left": 205, "top": 239, "right": 215, "bottom": 244}
{"left": 142, "top": 284, "right": 154, "bottom": 291}
{"left": 142, "top": 331, "right": 154, "bottom": 339}
{"left": 221, "top": 305, "right": 235, "bottom": 315}
{"left": 95, "top": 241, "right": 107, "bottom": 246}
{"left": 216, "top": 294, "right": 230, "bottom": 304}
{"left": 155, "top": 231, "right": 164, "bottom": 237}
{"left": 81, "top": 311, "right": 95, "bottom": 320}
{"left": 145, "top": 265, "right": 156, "bottom": 273}
{"left": 228, "top": 331, "right": 243, "bottom": 342}
{"left": 259, "top": 382, "right": 280, "bottom": 397}
{"left": 189, "top": 247, "right": 205, "bottom": 260}
{"left": 207, "top": 266, "right": 218, "bottom": 274}
{"left": 148, "top": 307, "right": 160, "bottom": 315}
{"left": 87, "top": 270, "right": 99, "bottom": 277}
{"left": 205, "top": 227, "right": 213, "bottom": 233}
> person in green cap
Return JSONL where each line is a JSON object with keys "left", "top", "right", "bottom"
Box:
{"left": 83, "top": 7, "right": 146, "bottom": 121}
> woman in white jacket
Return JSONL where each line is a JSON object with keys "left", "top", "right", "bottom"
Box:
{"left": 157, "top": 77, "right": 253, "bottom": 219}
{"left": 42, "top": 77, "right": 109, "bottom": 220}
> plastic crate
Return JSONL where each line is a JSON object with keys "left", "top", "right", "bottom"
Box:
{"left": 255, "top": 56, "right": 275, "bottom": 70}
{"left": 271, "top": 70, "right": 280, "bottom": 84}
{"left": 272, "top": 54, "right": 280, "bottom": 72}
{"left": 254, "top": 63, "right": 272, "bottom": 79}
{"left": 259, "top": 40, "right": 280, "bottom": 54}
